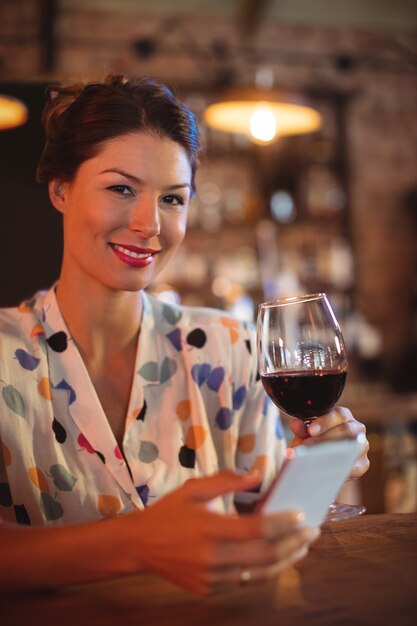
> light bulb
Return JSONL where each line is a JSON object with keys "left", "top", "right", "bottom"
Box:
{"left": 249, "top": 108, "right": 277, "bottom": 143}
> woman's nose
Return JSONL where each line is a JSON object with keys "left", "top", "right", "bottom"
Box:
{"left": 128, "top": 197, "right": 160, "bottom": 238}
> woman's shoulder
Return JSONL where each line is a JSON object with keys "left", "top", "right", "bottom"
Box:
{"left": 0, "top": 303, "right": 26, "bottom": 337}
{"left": 0, "top": 290, "right": 48, "bottom": 341}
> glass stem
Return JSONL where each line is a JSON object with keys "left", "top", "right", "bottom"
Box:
{"left": 304, "top": 418, "right": 315, "bottom": 427}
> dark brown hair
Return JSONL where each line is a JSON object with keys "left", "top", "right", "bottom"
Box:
{"left": 36, "top": 74, "right": 200, "bottom": 192}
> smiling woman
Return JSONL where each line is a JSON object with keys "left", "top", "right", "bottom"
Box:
{"left": 0, "top": 74, "right": 368, "bottom": 595}
{"left": 49, "top": 132, "right": 191, "bottom": 294}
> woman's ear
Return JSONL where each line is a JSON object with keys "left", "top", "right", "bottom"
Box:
{"left": 49, "top": 179, "right": 67, "bottom": 213}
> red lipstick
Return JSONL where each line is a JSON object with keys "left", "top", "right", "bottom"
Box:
{"left": 109, "top": 243, "right": 159, "bottom": 268}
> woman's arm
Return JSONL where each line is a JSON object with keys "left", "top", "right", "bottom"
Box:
{"left": 0, "top": 513, "right": 137, "bottom": 591}
{"left": 0, "top": 471, "right": 319, "bottom": 595}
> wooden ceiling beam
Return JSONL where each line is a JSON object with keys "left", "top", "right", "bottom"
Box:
{"left": 235, "top": 0, "right": 273, "bottom": 40}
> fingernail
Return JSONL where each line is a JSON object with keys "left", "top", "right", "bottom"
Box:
{"left": 308, "top": 423, "right": 321, "bottom": 436}
{"left": 296, "top": 511, "right": 306, "bottom": 524}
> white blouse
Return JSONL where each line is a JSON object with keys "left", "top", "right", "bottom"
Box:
{"left": 0, "top": 286, "right": 285, "bottom": 526}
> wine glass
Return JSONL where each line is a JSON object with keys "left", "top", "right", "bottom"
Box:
{"left": 257, "top": 293, "right": 365, "bottom": 521}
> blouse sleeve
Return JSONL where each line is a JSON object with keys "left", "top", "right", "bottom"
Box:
{"left": 234, "top": 321, "right": 286, "bottom": 496}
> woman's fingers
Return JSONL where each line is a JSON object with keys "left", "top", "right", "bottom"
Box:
{"left": 183, "top": 469, "right": 262, "bottom": 503}
{"left": 290, "top": 406, "right": 368, "bottom": 449}
{"left": 211, "top": 526, "right": 320, "bottom": 569}
{"left": 289, "top": 406, "right": 365, "bottom": 441}
{"left": 309, "top": 420, "right": 365, "bottom": 441}
{"left": 290, "top": 406, "right": 364, "bottom": 440}
{"left": 290, "top": 406, "right": 370, "bottom": 480}
{"left": 289, "top": 418, "right": 310, "bottom": 440}
{"left": 305, "top": 407, "right": 361, "bottom": 437}
{"left": 182, "top": 471, "right": 310, "bottom": 543}
{"left": 207, "top": 541, "right": 313, "bottom": 593}
{"left": 190, "top": 503, "right": 305, "bottom": 544}
{"left": 348, "top": 437, "right": 370, "bottom": 479}
{"left": 260, "top": 511, "right": 308, "bottom": 541}
{"left": 197, "top": 526, "right": 318, "bottom": 594}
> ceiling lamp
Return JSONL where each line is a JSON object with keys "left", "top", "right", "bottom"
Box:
{"left": 0, "top": 95, "right": 28, "bottom": 130}
{"left": 204, "top": 89, "right": 322, "bottom": 144}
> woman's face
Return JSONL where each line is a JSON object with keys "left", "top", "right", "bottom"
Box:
{"left": 51, "top": 132, "right": 192, "bottom": 293}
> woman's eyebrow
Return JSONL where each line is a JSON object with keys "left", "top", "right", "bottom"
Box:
{"left": 100, "top": 168, "right": 191, "bottom": 191}
{"left": 100, "top": 168, "right": 143, "bottom": 184}
{"left": 164, "top": 183, "right": 191, "bottom": 191}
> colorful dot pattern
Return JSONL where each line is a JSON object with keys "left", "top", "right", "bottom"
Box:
{"left": 0, "top": 286, "right": 285, "bottom": 526}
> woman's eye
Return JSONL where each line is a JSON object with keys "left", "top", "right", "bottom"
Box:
{"left": 161, "top": 194, "right": 184, "bottom": 207}
{"left": 108, "top": 185, "right": 133, "bottom": 196}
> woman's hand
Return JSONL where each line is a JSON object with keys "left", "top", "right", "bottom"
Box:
{"left": 289, "top": 406, "right": 370, "bottom": 480}
{"left": 125, "top": 471, "right": 320, "bottom": 596}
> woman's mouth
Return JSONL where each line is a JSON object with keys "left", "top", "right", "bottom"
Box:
{"left": 109, "top": 243, "right": 159, "bottom": 268}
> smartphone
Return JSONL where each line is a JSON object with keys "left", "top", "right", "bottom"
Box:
{"left": 255, "top": 436, "right": 365, "bottom": 526}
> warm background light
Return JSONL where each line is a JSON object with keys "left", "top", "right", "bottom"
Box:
{"left": 0, "top": 95, "right": 28, "bottom": 130}
{"left": 204, "top": 99, "right": 322, "bottom": 142}
{"left": 249, "top": 107, "right": 277, "bottom": 142}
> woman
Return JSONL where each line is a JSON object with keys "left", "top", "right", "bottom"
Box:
{"left": 0, "top": 75, "right": 369, "bottom": 594}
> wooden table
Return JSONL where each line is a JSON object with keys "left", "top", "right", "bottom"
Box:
{"left": 2, "top": 513, "right": 416, "bottom": 626}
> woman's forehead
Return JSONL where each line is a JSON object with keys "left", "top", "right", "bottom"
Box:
{"left": 79, "top": 132, "right": 192, "bottom": 182}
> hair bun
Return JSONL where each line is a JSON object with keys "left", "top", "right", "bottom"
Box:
{"left": 42, "top": 83, "right": 84, "bottom": 133}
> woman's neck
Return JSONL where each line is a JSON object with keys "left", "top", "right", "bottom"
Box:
{"left": 55, "top": 271, "right": 143, "bottom": 364}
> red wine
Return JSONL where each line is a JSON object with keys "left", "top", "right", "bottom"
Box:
{"left": 261, "top": 370, "right": 347, "bottom": 421}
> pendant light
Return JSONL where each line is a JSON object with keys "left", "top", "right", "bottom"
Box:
{"left": 204, "top": 88, "right": 322, "bottom": 144}
{"left": 204, "top": 67, "right": 321, "bottom": 144}
{"left": 0, "top": 94, "right": 28, "bottom": 130}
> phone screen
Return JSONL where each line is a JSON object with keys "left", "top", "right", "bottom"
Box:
{"left": 257, "top": 437, "right": 363, "bottom": 526}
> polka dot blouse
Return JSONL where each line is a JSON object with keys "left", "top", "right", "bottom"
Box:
{"left": 0, "top": 286, "right": 286, "bottom": 526}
